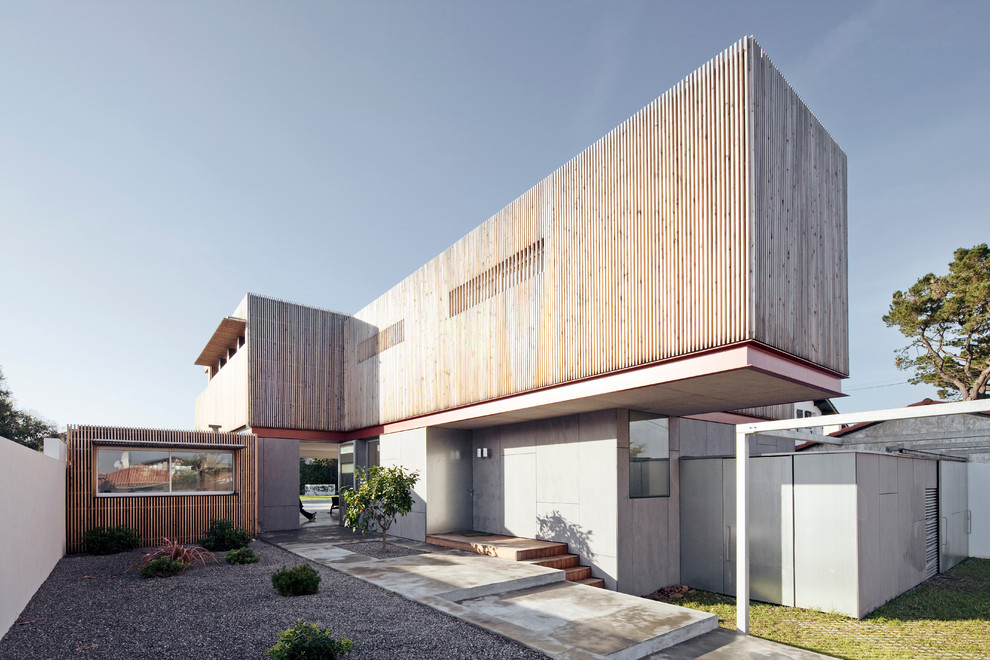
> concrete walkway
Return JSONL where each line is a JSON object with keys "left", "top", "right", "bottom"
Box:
{"left": 264, "top": 517, "right": 835, "bottom": 660}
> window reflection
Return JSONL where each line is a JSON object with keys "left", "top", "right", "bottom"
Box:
{"left": 97, "top": 449, "right": 234, "bottom": 495}
{"left": 629, "top": 412, "right": 669, "bottom": 498}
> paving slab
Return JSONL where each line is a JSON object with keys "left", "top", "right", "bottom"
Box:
{"left": 266, "top": 522, "right": 836, "bottom": 659}
{"left": 265, "top": 524, "right": 719, "bottom": 659}
{"left": 453, "top": 581, "right": 717, "bottom": 660}
{"left": 647, "top": 628, "right": 839, "bottom": 659}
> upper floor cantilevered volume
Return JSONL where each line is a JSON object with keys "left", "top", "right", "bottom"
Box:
{"left": 194, "top": 37, "right": 848, "bottom": 436}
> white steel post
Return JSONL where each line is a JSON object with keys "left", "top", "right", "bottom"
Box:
{"left": 735, "top": 429, "right": 749, "bottom": 634}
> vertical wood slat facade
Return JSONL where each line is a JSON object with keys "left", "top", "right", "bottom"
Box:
{"left": 247, "top": 295, "right": 347, "bottom": 432}
{"left": 342, "top": 37, "right": 847, "bottom": 430}
{"left": 192, "top": 37, "right": 848, "bottom": 435}
{"left": 65, "top": 426, "right": 257, "bottom": 553}
{"left": 749, "top": 46, "right": 849, "bottom": 372}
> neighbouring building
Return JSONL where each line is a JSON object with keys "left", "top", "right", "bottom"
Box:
{"left": 802, "top": 398, "right": 990, "bottom": 463}
{"left": 193, "top": 37, "right": 849, "bottom": 595}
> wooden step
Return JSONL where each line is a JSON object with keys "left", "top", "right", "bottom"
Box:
{"left": 426, "top": 533, "right": 567, "bottom": 561}
{"left": 576, "top": 577, "right": 606, "bottom": 588}
{"left": 564, "top": 565, "right": 592, "bottom": 581}
{"left": 519, "top": 553, "right": 581, "bottom": 570}
{"left": 426, "top": 532, "right": 607, "bottom": 590}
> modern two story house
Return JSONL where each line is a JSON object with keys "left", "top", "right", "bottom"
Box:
{"left": 193, "top": 37, "right": 848, "bottom": 595}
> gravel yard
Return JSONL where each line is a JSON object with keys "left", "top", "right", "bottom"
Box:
{"left": 0, "top": 541, "right": 548, "bottom": 660}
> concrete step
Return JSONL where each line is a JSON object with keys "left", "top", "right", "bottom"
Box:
{"left": 575, "top": 577, "right": 606, "bottom": 588}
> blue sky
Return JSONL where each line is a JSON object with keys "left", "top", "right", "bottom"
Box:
{"left": 2, "top": 1, "right": 987, "bottom": 430}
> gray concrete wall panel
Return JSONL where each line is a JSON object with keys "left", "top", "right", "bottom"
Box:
{"left": 470, "top": 411, "right": 619, "bottom": 588}
{"left": 257, "top": 437, "right": 301, "bottom": 532}
{"left": 503, "top": 452, "right": 538, "bottom": 538}
{"left": 580, "top": 411, "right": 619, "bottom": 587}
{"left": 617, "top": 411, "right": 679, "bottom": 594}
{"left": 679, "top": 458, "right": 725, "bottom": 593}
{"left": 472, "top": 427, "right": 504, "bottom": 533}
{"left": 426, "top": 428, "right": 474, "bottom": 534}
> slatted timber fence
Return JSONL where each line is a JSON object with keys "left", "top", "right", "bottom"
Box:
{"left": 66, "top": 425, "right": 257, "bottom": 553}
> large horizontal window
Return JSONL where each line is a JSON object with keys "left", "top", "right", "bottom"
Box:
{"left": 97, "top": 448, "right": 234, "bottom": 495}
{"left": 629, "top": 412, "right": 669, "bottom": 498}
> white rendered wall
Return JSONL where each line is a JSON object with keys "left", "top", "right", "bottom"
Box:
{"left": 0, "top": 437, "right": 66, "bottom": 639}
{"left": 969, "top": 463, "right": 990, "bottom": 558}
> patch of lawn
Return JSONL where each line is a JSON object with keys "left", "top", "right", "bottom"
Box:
{"left": 652, "top": 558, "right": 990, "bottom": 660}
{"left": 299, "top": 495, "right": 335, "bottom": 501}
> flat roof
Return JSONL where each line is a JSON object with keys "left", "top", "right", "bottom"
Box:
{"left": 194, "top": 316, "right": 246, "bottom": 367}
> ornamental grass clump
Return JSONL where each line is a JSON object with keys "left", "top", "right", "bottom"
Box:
{"left": 225, "top": 547, "right": 259, "bottom": 564}
{"left": 200, "top": 519, "right": 254, "bottom": 551}
{"left": 271, "top": 564, "right": 321, "bottom": 596}
{"left": 266, "top": 620, "right": 353, "bottom": 660}
{"left": 140, "top": 557, "right": 188, "bottom": 579}
{"left": 83, "top": 525, "right": 140, "bottom": 555}
{"left": 128, "top": 538, "right": 217, "bottom": 574}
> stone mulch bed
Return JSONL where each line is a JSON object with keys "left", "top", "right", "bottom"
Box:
{"left": 0, "top": 540, "right": 546, "bottom": 660}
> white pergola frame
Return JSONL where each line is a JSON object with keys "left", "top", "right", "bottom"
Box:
{"left": 733, "top": 397, "right": 990, "bottom": 633}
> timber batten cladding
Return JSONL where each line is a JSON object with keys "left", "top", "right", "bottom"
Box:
{"left": 194, "top": 37, "right": 848, "bottom": 434}
{"left": 342, "top": 37, "right": 847, "bottom": 430}
{"left": 750, "top": 46, "right": 848, "bottom": 370}
{"left": 247, "top": 295, "right": 347, "bottom": 431}
{"left": 65, "top": 426, "right": 257, "bottom": 553}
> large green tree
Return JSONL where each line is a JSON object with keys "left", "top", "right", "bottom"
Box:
{"left": 883, "top": 243, "right": 990, "bottom": 400}
{"left": 0, "top": 367, "right": 60, "bottom": 450}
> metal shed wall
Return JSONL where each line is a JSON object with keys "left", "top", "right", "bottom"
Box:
{"left": 680, "top": 452, "right": 945, "bottom": 618}
{"left": 940, "top": 461, "right": 969, "bottom": 571}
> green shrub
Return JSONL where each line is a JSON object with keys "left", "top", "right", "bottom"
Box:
{"left": 266, "top": 620, "right": 353, "bottom": 660}
{"left": 271, "top": 564, "right": 321, "bottom": 597}
{"left": 140, "top": 557, "right": 188, "bottom": 578}
{"left": 200, "top": 519, "right": 253, "bottom": 551}
{"left": 83, "top": 525, "right": 140, "bottom": 555}
{"left": 226, "top": 547, "right": 259, "bottom": 565}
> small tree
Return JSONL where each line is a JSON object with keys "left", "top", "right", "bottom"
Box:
{"left": 0, "top": 367, "right": 59, "bottom": 451}
{"left": 342, "top": 465, "right": 419, "bottom": 552}
{"left": 883, "top": 243, "right": 990, "bottom": 400}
